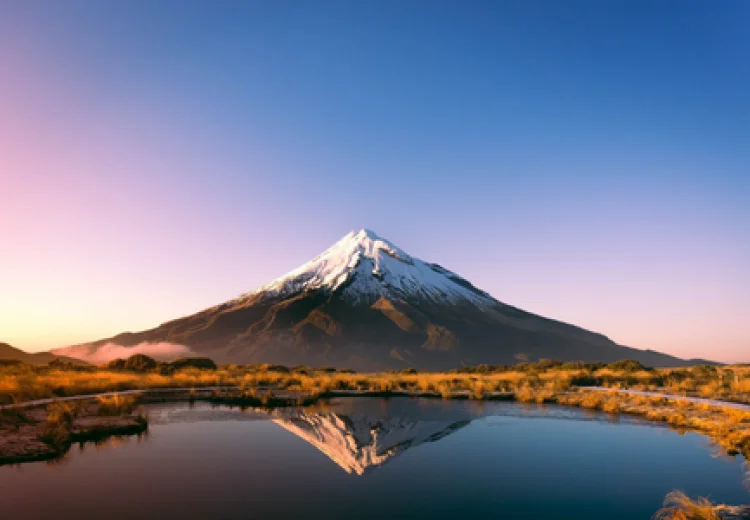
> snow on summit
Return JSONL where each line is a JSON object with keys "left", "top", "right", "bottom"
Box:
{"left": 245, "top": 229, "right": 495, "bottom": 307}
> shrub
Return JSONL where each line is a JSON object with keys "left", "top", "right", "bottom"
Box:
{"left": 607, "top": 360, "right": 651, "bottom": 372}
{"left": 691, "top": 365, "right": 718, "bottom": 377}
{"left": 265, "top": 365, "right": 291, "bottom": 373}
{"left": 124, "top": 354, "right": 157, "bottom": 372}
{"left": 169, "top": 357, "right": 217, "bottom": 371}
{"left": 534, "top": 359, "right": 564, "bottom": 370}
{"left": 107, "top": 358, "right": 126, "bottom": 370}
{"left": 47, "top": 358, "right": 81, "bottom": 369}
{"left": 560, "top": 361, "right": 587, "bottom": 370}
{"left": 107, "top": 354, "right": 158, "bottom": 372}
{"left": 570, "top": 374, "right": 599, "bottom": 386}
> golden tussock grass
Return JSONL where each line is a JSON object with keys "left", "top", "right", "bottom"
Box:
{"left": 653, "top": 490, "right": 750, "bottom": 520}
{"left": 40, "top": 401, "right": 81, "bottom": 448}
{"left": 3, "top": 361, "right": 746, "bottom": 404}
{"left": 653, "top": 490, "right": 723, "bottom": 520}
{"left": 96, "top": 394, "right": 138, "bottom": 416}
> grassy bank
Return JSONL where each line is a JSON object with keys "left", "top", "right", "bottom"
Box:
{"left": 2, "top": 358, "right": 748, "bottom": 459}
{"left": 4, "top": 358, "right": 749, "bottom": 403}
{"left": 0, "top": 394, "right": 147, "bottom": 465}
{"left": 1, "top": 358, "right": 748, "bottom": 446}
{"left": 0, "top": 359, "right": 741, "bottom": 397}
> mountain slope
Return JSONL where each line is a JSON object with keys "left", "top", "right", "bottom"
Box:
{"left": 54, "top": 229, "right": 699, "bottom": 369}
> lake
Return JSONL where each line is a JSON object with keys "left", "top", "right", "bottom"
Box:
{"left": 1, "top": 398, "right": 747, "bottom": 519}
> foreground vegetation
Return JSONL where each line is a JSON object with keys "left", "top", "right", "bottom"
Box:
{"left": 655, "top": 491, "right": 749, "bottom": 520}
{"left": 0, "top": 394, "right": 146, "bottom": 465}
{"left": 2, "top": 357, "right": 750, "bottom": 459}
{"left": 3, "top": 357, "right": 749, "bottom": 404}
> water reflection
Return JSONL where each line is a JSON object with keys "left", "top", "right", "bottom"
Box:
{"left": 0, "top": 399, "right": 747, "bottom": 520}
{"left": 265, "top": 399, "right": 480, "bottom": 475}
{"left": 257, "top": 398, "right": 658, "bottom": 475}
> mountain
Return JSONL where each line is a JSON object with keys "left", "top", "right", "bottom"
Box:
{"left": 0, "top": 342, "right": 87, "bottom": 365}
{"left": 53, "top": 229, "right": 699, "bottom": 369}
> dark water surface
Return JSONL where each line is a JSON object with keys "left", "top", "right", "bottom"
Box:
{"left": 1, "top": 398, "right": 747, "bottom": 520}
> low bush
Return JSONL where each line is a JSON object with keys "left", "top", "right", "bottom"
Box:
{"left": 606, "top": 359, "right": 652, "bottom": 372}
{"left": 169, "top": 357, "right": 218, "bottom": 371}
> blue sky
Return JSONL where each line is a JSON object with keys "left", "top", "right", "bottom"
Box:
{"left": 1, "top": 1, "right": 748, "bottom": 360}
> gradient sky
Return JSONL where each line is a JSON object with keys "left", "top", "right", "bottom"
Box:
{"left": 1, "top": 1, "right": 748, "bottom": 362}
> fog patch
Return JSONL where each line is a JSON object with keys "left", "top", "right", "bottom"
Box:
{"left": 54, "top": 342, "right": 194, "bottom": 364}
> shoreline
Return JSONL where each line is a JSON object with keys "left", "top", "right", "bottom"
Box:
{"left": 4, "top": 384, "right": 749, "bottom": 412}
{"left": 3, "top": 386, "right": 749, "bottom": 467}
{"left": 0, "top": 399, "right": 148, "bottom": 466}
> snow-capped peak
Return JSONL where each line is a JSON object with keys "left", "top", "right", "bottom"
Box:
{"left": 244, "top": 229, "right": 495, "bottom": 307}
{"left": 331, "top": 228, "right": 414, "bottom": 267}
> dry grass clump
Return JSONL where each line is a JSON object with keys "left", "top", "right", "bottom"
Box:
{"left": 514, "top": 383, "right": 556, "bottom": 404}
{"left": 96, "top": 394, "right": 138, "bottom": 416}
{"left": 660, "top": 366, "right": 750, "bottom": 403}
{"left": 40, "top": 401, "right": 80, "bottom": 448}
{"left": 653, "top": 491, "right": 722, "bottom": 520}
{"left": 470, "top": 380, "right": 487, "bottom": 400}
{"left": 601, "top": 398, "right": 621, "bottom": 414}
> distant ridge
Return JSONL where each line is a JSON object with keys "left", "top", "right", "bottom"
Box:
{"left": 0, "top": 342, "right": 87, "bottom": 365}
{"left": 54, "top": 229, "right": 711, "bottom": 370}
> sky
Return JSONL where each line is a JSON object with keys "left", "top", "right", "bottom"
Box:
{"left": 0, "top": 1, "right": 748, "bottom": 362}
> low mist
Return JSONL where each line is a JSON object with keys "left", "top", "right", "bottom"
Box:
{"left": 55, "top": 341, "right": 195, "bottom": 365}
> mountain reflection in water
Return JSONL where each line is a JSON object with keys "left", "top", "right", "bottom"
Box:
{"left": 267, "top": 399, "right": 478, "bottom": 475}
{"left": 2, "top": 398, "right": 748, "bottom": 520}
{"left": 257, "top": 397, "right": 641, "bottom": 475}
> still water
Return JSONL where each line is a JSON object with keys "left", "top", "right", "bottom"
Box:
{"left": 1, "top": 398, "right": 747, "bottom": 520}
